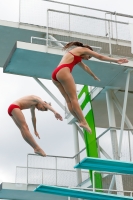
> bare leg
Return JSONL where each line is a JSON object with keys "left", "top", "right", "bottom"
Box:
{"left": 11, "top": 108, "right": 46, "bottom": 156}
{"left": 52, "top": 79, "right": 80, "bottom": 122}
{"left": 55, "top": 68, "right": 92, "bottom": 133}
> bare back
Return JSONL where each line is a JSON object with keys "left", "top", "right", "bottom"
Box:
{"left": 13, "top": 95, "right": 39, "bottom": 110}
{"left": 58, "top": 47, "right": 83, "bottom": 66}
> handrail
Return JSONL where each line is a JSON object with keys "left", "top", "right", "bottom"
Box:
{"left": 92, "top": 170, "right": 133, "bottom": 195}
{"left": 97, "top": 127, "right": 133, "bottom": 140}
{"left": 48, "top": 9, "right": 129, "bottom": 25}
{"left": 27, "top": 127, "right": 133, "bottom": 159}
{"left": 42, "top": 0, "right": 133, "bottom": 19}
{"left": 16, "top": 166, "right": 88, "bottom": 173}
{"left": 72, "top": 186, "right": 133, "bottom": 195}
{"left": 30, "top": 37, "right": 102, "bottom": 50}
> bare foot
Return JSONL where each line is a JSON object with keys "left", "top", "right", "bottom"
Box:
{"left": 34, "top": 148, "right": 46, "bottom": 157}
{"left": 79, "top": 123, "right": 92, "bottom": 134}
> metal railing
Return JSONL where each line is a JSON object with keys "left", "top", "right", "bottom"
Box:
{"left": 16, "top": 151, "right": 89, "bottom": 187}
{"left": 47, "top": 9, "right": 131, "bottom": 56}
{"left": 92, "top": 171, "right": 133, "bottom": 196}
{"left": 30, "top": 37, "right": 102, "bottom": 53}
{"left": 15, "top": 127, "right": 133, "bottom": 189}
{"left": 73, "top": 186, "right": 133, "bottom": 196}
{"left": 19, "top": 0, "right": 133, "bottom": 26}
{"left": 29, "top": 8, "right": 132, "bottom": 58}
{"left": 18, "top": 0, "right": 133, "bottom": 58}
{"left": 16, "top": 165, "right": 89, "bottom": 187}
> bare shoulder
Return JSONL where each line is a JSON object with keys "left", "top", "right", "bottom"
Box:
{"left": 29, "top": 95, "right": 41, "bottom": 102}
{"left": 81, "top": 47, "right": 103, "bottom": 59}
{"left": 18, "top": 95, "right": 41, "bottom": 103}
{"left": 69, "top": 47, "right": 84, "bottom": 55}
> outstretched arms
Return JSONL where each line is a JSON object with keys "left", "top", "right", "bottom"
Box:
{"left": 83, "top": 48, "right": 128, "bottom": 64}
{"left": 78, "top": 62, "right": 100, "bottom": 81}
{"left": 33, "top": 96, "right": 63, "bottom": 121}
{"left": 43, "top": 102, "right": 63, "bottom": 121}
{"left": 78, "top": 48, "right": 128, "bottom": 80}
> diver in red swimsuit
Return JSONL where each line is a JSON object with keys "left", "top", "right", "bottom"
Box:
{"left": 8, "top": 95, "right": 63, "bottom": 156}
{"left": 52, "top": 41, "right": 128, "bottom": 133}
{"left": 52, "top": 52, "right": 82, "bottom": 81}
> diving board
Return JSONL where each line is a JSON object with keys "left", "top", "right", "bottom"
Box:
{"left": 3, "top": 41, "right": 133, "bottom": 90}
{"left": 0, "top": 182, "right": 67, "bottom": 200}
{"left": 34, "top": 185, "right": 133, "bottom": 200}
{"left": 74, "top": 157, "right": 133, "bottom": 174}
{"left": 3, "top": 41, "right": 133, "bottom": 128}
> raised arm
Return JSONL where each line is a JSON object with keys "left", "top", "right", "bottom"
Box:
{"left": 82, "top": 48, "right": 128, "bottom": 64}
{"left": 30, "top": 106, "right": 40, "bottom": 139}
{"left": 78, "top": 61, "right": 100, "bottom": 81}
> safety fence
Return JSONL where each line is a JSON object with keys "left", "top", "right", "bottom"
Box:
{"left": 18, "top": 0, "right": 133, "bottom": 57}
{"left": 16, "top": 127, "right": 133, "bottom": 194}
{"left": 16, "top": 153, "right": 89, "bottom": 187}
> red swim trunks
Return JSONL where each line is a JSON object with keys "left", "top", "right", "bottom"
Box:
{"left": 8, "top": 104, "right": 20, "bottom": 116}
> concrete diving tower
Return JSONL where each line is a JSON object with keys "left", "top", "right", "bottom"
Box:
{"left": 3, "top": 41, "right": 133, "bottom": 128}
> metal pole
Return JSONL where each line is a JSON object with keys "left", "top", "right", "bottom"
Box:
{"left": 99, "top": 146, "right": 112, "bottom": 159}
{"left": 75, "top": 122, "right": 84, "bottom": 141}
{"left": 33, "top": 77, "right": 66, "bottom": 112}
{"left": 112, "top": 92, "right": 133, "bottom": 134}
{"left": 108, "top": 21, "right": 112, "bottom": 56}
{"left": 15, "top": 167, "right": 17, "bottom": 183}
{"left": 46, "top": 9, "right": 49, "bottom": 51}
{"left": 48, "top": 35, "right": 64, "bottom": 47}
{"left": 108, "top": 176, "right": 115, "bottom": 193}
{"left": 106, "top": 90, "right": 119, "bottom": 160}
{"left": 19, "top": 0, "right": 21, "bottom": 24}
{"left": 110, "top": 13, "right": 113, "bottom": 38}
{"left": 68, "top": 5, "right": 70, "bottom": 40}
{"left": 27, "top": 154, "right": 28, "bottom": 190}
{"left": 42, "top": 169, "right": 43, "bottom": 184}
{"left": 73, "top": 124, "right": 82, "bottom": 185}
{"left": 92, "top": 171, "right": 95, "bottom": 192}
{"left": 106, "top": 89, "right": 123, "bottom": 194}
{"left": 42, "top": 0, "right": 133, "bottom": 18}
{"left": 97, "top": 139, "right": 101, "bottom": 158}
{"left": 128, "top": 131, "right": 132, "bottom": 161}
{"left": 105, "top": 13, "right": 108, "bottom": 36}
{"left": 55, "top": 157, "right": 57, "bottom": 185}
{"left": 118, "top": 71, "right": 130, "bottom": 157}
{"left": 115, "top": 12, "right": 118, "bottom": 42}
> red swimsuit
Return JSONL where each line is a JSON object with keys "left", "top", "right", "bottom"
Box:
{"left": 8, "top": 104, "right": 21, "bottom": 116}
{"left": 52, "top": 52, "right": 82, "bottom": 81}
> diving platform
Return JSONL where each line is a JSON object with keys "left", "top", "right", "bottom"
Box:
{"left": 0, "top": 182, "right": 67, "bottom": 200}
{"left": 3, "top": 41, "right": 133, "bottom": 128}
{"left": 1, "top": 11, "right": 133, "bottom": 128}
{"left": 3, "top": 41, "right": 132, "bottom": 88}
{"left": 74, "top": 157, "right": 133, "bottom": 175}
{"left": 1, "top": 182, "right": 133, "bottom": 200}
{"left": 34, "top": 184, "right": 133, "bottom": 200}
{"left": 1, "top": 2, "right": 133, "bottom": 199}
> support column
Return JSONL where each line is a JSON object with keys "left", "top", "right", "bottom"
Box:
{"left": 112, "top": 92, "right": 133, "bottom": 134}
{"left": 106, "top": 89, "right": 123, "bottom": 194}
{"left": 72, "top": 124, "right": 82, "bottom": 185}
{"left": 118, "top": 71, "right": 131, "bottom": 156}
{"left": 33, "top": 77, "right": 66, "bottom": 111}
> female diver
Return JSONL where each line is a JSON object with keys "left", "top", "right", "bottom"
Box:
{"left": 52, "top": 41, "right": 128, "bottom": 133}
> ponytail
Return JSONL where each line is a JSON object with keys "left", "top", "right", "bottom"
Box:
{"left": 63, "top": 41, "right": 93, "bottom": 51}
